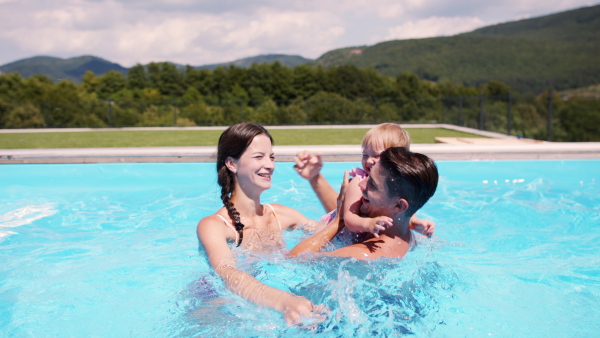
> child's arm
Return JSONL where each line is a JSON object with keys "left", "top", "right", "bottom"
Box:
{"left": 342, "top": 177, "right": 392, "bottom": 237}
{"left": 293, "top": 151, "right": 338, "bottom": 212}
{"left": 409, "top": 215, "right": 435, "bottom": 238}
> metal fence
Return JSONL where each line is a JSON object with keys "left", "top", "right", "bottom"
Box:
{"left": 1, "top": 92, "right": 595, "bottom": 142}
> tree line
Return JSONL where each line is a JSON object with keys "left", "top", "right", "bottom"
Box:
{"left": 0, "top": 61, "right": 598, "bottom": 141}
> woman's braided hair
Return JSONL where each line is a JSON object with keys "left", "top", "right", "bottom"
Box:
{"left": 216, "top": 123, "right": 273, "bottom": 246}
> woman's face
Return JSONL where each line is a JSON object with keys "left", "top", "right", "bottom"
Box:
{"left": 230, "top": 134, "right": 275, "bottom": 193}
{"left": 362, "top": 142, "right": 385, "bottom": 175}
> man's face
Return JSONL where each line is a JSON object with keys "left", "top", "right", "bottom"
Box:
{"left": 358, "top": 162, "right": 398, "bottom": 218}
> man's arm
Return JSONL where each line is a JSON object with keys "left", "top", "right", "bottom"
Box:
{"left": 288, "top": 213, "right": 345, "bottom": 257}
{"left": 289, "top": 172, "right": 348, "bottom": 257}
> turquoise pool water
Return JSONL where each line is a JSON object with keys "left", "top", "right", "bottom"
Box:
{"left": 0, "top": 160, "right": 599, "bottom": 336}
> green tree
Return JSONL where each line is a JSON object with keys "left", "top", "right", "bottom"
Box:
{"left": 277, "top": 98, "right": 307, "bottom": 124}
{"left": 181, "top": 87, "right": 203, "bottom": 103}
{"left": 245, "top": 99, "right": 278, "bottom": 124}
{"left": 81, "top": 71, "right": 99, "bottom": 94}
{"left": 557, "top": 97, "right": 600, "bottom": 141}
{"left": 307, "top": 91, "right": 347, "bottom": 124}
{"left": 127, "top": 64, "right": 147, "bottom": 90}
{"left": 269, "top": 62, "right": 295, "bottom": 102}
{"left": 211, "top": 67, "right": 230, "bottom": 101}
{"left": 292, "top": 65, "right": 322, "bottom": 99}
{"left": 326, "top": 65, "right": 369, "bottom": 99}
{"left": 0, "top": 73, "right": 26, "bottom": 102}
{"left": 147, "top": 62, "right": 161, "bottom": 89}
{"left": 3, "top": 103, "right": 45, "bottom": 128}
{"left": 96, "top": 70, "right": 127, "bottom": 99}
{"left": 157, "top": 62, "right": 184, "bottom": 97}
{"left": 184, "top": 67, "right": 213, "bottom": 96}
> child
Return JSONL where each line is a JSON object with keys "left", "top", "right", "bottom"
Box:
{"left": 294, "top": 123, "right": 435, "bottom": 238}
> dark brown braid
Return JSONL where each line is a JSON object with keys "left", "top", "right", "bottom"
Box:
{"left": 216, "top": 123, "right": 273, "bottom": 246}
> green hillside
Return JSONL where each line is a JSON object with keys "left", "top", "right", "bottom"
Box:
{"left": 316, "top": 5, "right": 600, "bottom": 93}
{"left": 198, "top": 54, "right": 312, "bottom": 70}
{"left": 1, "top": 5, "right": 598, "bottom": 93}
{"left": 0, "top": 55, "right": 128, "bottom": 83}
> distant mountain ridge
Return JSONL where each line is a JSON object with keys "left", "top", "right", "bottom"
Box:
{"left": 1, "top": 4, "right": 598, "bottom": 93}
{"left": 0, "top": 55, "right": 128, "bottom": 83}
{"left": 197, "top": 54, "right": 312, "bottom": 70}
{"left": 315, "top": 4, "right": 600, "bottom": 92}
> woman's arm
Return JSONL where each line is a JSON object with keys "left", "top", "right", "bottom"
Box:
{"left": 197, "top": 216, "right": 324, "bottom": 325}
{"left": 293, "top": 151, "right": 338, "bottom": 212}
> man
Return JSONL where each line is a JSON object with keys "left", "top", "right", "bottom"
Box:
{"left": 289, "top": 147, "right": 438, "bottom": 260}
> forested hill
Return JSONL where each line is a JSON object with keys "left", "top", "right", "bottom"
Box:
{"left": 197, "top": 54, "right": 312, "bottom": 70}
{"left": 316, "top": 5, "right": 600, "bottom": 93}
{"left": 0, "top": 55, "right": 127, "bottom": 83}
{"left": 1, "top": 5, "right": 599, "bottom": 93}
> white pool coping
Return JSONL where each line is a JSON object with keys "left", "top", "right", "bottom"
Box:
{"left": 1, "top": 124, "right": 599, "bottom": 163}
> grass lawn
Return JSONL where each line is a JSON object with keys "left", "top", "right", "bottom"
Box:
{"left": 0, "top": 128, "right": 485, "bottom": 149}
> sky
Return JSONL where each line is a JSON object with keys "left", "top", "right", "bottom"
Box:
{"left": 0, "top": 0, "right": 597, "bottom": 67}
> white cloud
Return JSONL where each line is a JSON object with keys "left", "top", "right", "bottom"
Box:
{"left": 380, "top": 16, "right": 486, "bottom": 41}
{"left": 0, "top": 0, "right": 597, "bottom": 66}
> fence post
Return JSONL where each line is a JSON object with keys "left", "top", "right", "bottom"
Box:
{"left": 108, "top": 101, "right": 114, "bottom": 128}
{"left": 507, "top": 91, "right": 512, "bottom": 135}
{"left": 173, "top": 100, "right": 177, "bottom": 126}
{"left": 372, "top": 97, "right": 377, "bottom": 123}
{"left": 459, "top": 94, "right": 463, "bottom": 126}
{"left": 44, "top": 102, "right": 49, "bottom": 127}
{"left": 305, "top": 99, "right": 310, "bottom": 125}
{"left": 547, "top": 88, "right": 553, "bottom": 141}
{"left": 440, "top": 97, "right": 444, "bottom": 124}
{"left": 479, "top": 92, "right": 484, "bottom": 130}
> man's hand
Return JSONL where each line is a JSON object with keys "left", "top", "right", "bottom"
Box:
{"left": 335, "top": 171, "right": 349, "bottom": 218}
{"left": 293, "top": 151, "right": 323, "bottom": 180}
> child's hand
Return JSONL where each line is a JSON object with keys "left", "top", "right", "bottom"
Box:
{"left": 409, "top": 215, "right": 435, "bottom": 238}
{"left": 364, "top": 216, "right": 393, "bottom": 238}
{"left": 293, "top": 151, "right": 323, "bottom": 180}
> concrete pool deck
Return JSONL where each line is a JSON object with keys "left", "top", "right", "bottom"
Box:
{"left": 1, "top": 124, "right": 599, "bottom": 163}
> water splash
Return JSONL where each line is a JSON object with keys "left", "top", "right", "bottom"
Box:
{"left": 0, "top": 203, "right": 57, "bottom": 239}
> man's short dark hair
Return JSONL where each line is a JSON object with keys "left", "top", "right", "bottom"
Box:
{"left": 379, "top": 147, "right": 438, "bottom": 216}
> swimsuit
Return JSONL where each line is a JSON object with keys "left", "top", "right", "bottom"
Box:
{"left": 216, "top": 204, "right": 282, "bottom": 247}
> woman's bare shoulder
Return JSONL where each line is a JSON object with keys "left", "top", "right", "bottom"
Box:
{"left": 267, "top": 203, "right": 308, "bottom": 229}
{"left": 197, "top": 210, "right": 232, "bottom": 238}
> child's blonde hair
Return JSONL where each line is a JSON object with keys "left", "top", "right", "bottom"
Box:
{"left": 361, "top": 123, "right": 411, "bottom": 150}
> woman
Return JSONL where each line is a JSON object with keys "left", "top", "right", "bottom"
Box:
{"left": 196, "top": 123, "right": 325, "bottom": 326}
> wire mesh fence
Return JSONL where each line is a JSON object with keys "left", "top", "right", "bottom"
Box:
{"left": 1, "top": 93, "right": 598, "bottom": 141}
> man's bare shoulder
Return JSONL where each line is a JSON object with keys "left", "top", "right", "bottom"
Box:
{"left": 325, "top": 236, "right": 410, "bottom": 260}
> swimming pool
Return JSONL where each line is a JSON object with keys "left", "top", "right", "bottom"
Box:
{"left": 1, "top": 160, "right": 598, "bottom": 336}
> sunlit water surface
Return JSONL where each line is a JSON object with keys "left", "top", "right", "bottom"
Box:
{"left": 0, "top": 160, "right": 598, "bottom": 337}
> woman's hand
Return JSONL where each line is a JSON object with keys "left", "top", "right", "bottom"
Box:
{"left": 280, "top": 294, "right": 327, "bottom": 326}
{"left": 293, "top": 151, "right": 323, "bottom": 180}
